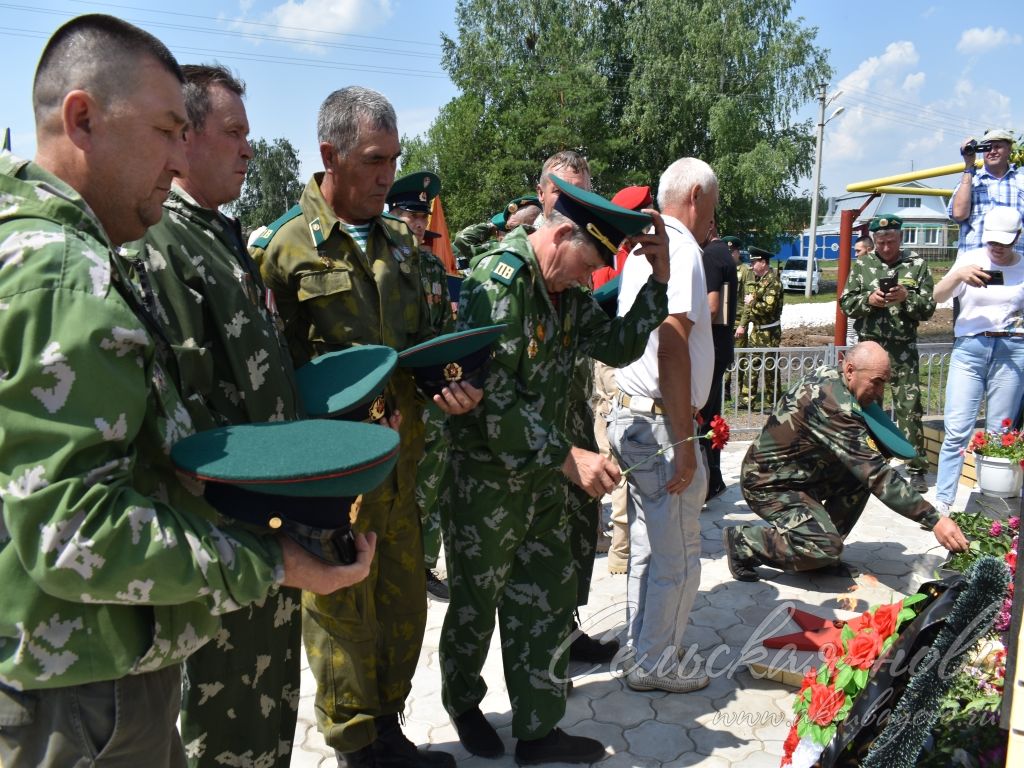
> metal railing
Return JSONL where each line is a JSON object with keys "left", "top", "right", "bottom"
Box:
{"left": 721, "top": 342, "right": 954, "bottom": 433}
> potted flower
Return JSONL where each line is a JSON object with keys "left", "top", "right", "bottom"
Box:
{"left": 966, "top": 419, "right": 1024, "bottom": 497}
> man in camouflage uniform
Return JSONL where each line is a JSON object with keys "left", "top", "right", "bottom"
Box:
{"left": 451, "top": 196, "right": 541, "bottom": 271}
{"left": 386, "top": 171, "right": 455, "bottom": 601}
{"left": 736, "top": 246, "right": 783, "bottom": 410}
{"left": 441, "top": 178, "right": 671, "bottom": 764}
{"left": 839, "top": 214, "right": 935, "bottom": 493}
{"left": 253, "top": 87, "right": 480, "bottom": 768}
{"left": 723, "top": 342, "right": 968, "bottom": 582}
{"left": 128, "top": 65, "right": 304, "bottom": 768}
{"left": 0, "top": 16, "right": 370, "bottom": 767}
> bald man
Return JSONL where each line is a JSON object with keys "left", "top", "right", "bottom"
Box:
{"left": 723, "top": 342, "right": 968, "bottom": 582}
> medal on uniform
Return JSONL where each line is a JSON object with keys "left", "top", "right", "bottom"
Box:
{"left": 865, "top": 436, "right": 879, "bottom": 453}
{"left": 400, "top": 262, "right": 411, "bottom": 274}
{"left": 528, "top": 338, "right": 539, "bottom": 358}
{"left": 536, "top": 323, "right": 546, "bottom": 341}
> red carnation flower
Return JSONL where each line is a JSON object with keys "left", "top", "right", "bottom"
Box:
{"left": 709, "top": 415, "right": 730, "bottom": 450}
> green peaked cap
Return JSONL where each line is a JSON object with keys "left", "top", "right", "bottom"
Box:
{"left": 591, "top": 275, "right": 620, "bottom": 319}
{"left": 748, "top": 246, "right": 773, "bottom": 262}
{"left": 721, "top": 235, "right": 743, "bottom": 247}
{"left": 550, "top": 174, "right": 652, "bottom": 265}
{"left": 171, "top": 420, "right": 399, "bottom": 563}
{"left": 399, "top": 324, "right": 506, "bottom": 397}
{"left": 496, "top": 194, "right": 541, "bottom": 230}
{"left": 861, "top": 401, "right": 917, "bottom": 460}
{"left": 295, "top": 345, "right": 396, "bottom": 421}
{"left": 869, "top": 213, "right": 903, "bottom": 232}
{"left": 387, "top": 171, "right": 441, "bottom": 213}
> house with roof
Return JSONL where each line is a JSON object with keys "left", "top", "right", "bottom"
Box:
{"left": 793, "top": 181, "right": 955, "bottom": 262}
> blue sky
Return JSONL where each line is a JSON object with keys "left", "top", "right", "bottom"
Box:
{"left": 2, "top": 0, "right": 1021, "bottom": 205}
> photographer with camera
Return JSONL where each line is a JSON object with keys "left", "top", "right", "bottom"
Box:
{"left": 949, "top": 128, "right": 1024, "bottom": 258}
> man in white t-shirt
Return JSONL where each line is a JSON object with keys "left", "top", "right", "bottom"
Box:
{"left": 608, "top": 157, "right": 717, "bottom": 693}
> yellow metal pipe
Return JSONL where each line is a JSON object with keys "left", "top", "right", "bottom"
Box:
{"left": 846, "top": 159, "right": 981, "bottom": 192}
{"left": 867, "top": 185, "right": 953, "bottom": 197}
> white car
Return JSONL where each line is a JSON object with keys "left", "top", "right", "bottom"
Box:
{"left": 780, "top": 257, "right": 820, "bottom": 294}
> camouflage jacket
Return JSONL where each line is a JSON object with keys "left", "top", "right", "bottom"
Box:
{"left": 742, "top": 365, "right": 939, "bottom": 528}
{"left": 737, "top": 269, "right": 783, "bottom": 330}
{"left": 251, "top": 174, "right": 433, "bottom": 501}
{"left": 450, "top": 228, "right": 668, "bottom": 473}
{"left": 839, "top": 249, "right": 935, "bottom": 343}
{"left": 129, "top": 185, "right": 301, "bottom": 430}
{"left": 0, "top": 154, "right": 281, "bottom": 691}
{"left": 418, "top": 245, "right": 454, "bottom": 336}
{"left": 451, "top": 221, "right": 496, "bottom": 269}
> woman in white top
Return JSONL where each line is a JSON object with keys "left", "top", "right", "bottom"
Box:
{"left": 933, "top": 207, "right": 1024, "bottom": 511}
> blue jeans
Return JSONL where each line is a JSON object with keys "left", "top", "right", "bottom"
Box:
{"left": 607, "top": 403, "right": 706, "bottom": 674}
{"left": 936, "top": 335, "right": 1024, "bottom": 505}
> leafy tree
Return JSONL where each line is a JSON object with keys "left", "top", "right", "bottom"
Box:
{"left": 232, "top": 137, "right": 304, "bottom": 234}
{"left": 412, "top": 0, "right": 832, "bottom": 242}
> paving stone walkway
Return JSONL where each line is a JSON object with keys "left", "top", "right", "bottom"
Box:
{"left": 291, "top": 440, "right": 982, "bottom": 767}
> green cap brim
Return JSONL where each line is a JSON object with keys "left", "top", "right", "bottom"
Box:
{"left": 171, "top": 420, "right": 399, "bottom": 497}
{"left": 591, "top": 276, "right": 619, "bottom": 319}
{"left": 861, "top": 402, "right": 917, "bottom": 460}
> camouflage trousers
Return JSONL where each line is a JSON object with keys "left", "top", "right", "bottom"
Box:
{"left": 302, "top": 487, "right": 427, "bottom": 753}
{"left": 417, "top": 405, "right": 450, "bottom": 568}
{"left": 878, "top": 339, "right": 927, "bottom": 475}
{"left": 740, "top": 329, "right": 781, "bottom": 409}
{"left": 567, "top": 483, "right": 599, "bottom": 606}
{"left": 734, "top": 478, "right": 870, "bottom": 571}
{"left": 181, "top": 589, "right": 302, "bottom": 768}
{"left": 440, "top": 454, "right": 575, "bottom": 739}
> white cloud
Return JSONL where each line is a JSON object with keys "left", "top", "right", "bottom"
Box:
{"left": 233, "top": 0, "right": 394, "bottom": 47}
{"left": 956, "top": 27, "right": 1023, "bottom": 55}
{"left": 902, "top": 72, "right": 925, "bottom": 94}
{"left": 836, "top": 41, "right": 919, "bottom": 96}
{"left": 921, "top": 5, "right": 937, "bottom": 18}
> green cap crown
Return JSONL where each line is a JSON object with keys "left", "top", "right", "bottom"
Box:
{"left": 295, "top": 345, "right": 396, "bottom": 421}
{"left": 721, "top": 236, "right": 743, "bottom": 247}
{"left": 748, "top": 245, "right": 773, "bottom": 262}
{"left": 550, "top": 174, "right": 653, "bottom": 264}
{"left": 387, "top": 171, "right": 441, "bottom": 213}
{"left": 869, "top": 214, "right": 903, "bottom": 232}
{"left": 860, "top": 401, "right": 916, "bottom": 460}
{"left": 399, "top": 324, "right": 506, "bottom": 397}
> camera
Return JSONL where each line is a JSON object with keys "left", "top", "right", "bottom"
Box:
{"left": 961, "top": 140, "right": 993, "bottom": 156}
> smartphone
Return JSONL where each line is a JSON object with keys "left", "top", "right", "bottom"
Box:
{"left": 984, "top": 269, "right": 1005, "bottom": 286}
{"left": 878, "top": 276, "right": 898, "bottom": 293}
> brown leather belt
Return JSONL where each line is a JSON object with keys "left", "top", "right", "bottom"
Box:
{"left": 981, "top": 331, "right": 1024, "bottom": 338}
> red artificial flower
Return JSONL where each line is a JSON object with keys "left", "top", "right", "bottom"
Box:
{"left": 844, "top": 631, "right": 884, "bottom": 670}
{"left": 806, "top": 683, "right": 846, "bottom": 726}
{"left": 1007, "top": 550, "right": 1017, "bottom": 574}
{"left": 709, "top": 414, "right": 730, "bottom": 450}
{"left": 798, "top": 667, "right": 817, "bottom": 694}
{"left": 781, "top": 721, "right": 800, "bottom": 765}
{"left": 845, "top": 611, "right": 873, "bottom": 633}
{"left": 871, "top": 602, "right": 902, "bottom": 640}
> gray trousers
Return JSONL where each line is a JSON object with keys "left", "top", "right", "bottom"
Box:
{"left": 0, "top": 664, "right": 185, "bottom": 767}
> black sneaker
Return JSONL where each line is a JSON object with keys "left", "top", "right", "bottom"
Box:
{"left": 372, "top": 714, "right": 455, "bottom": 768}
{"left": 452, "top": 706, "right": 504, "bottom": 758}
{"left": 568, "top": 627, "right": 619, "bottom": 663}
{"left": 705, "top": 480, "right": 727, "bottom": 502}
{"left": 425, "top": 569, "right": 450, "bottom": 601}
{"left": 723, "top": 528, "right": 759, "bottom": 582}
{"left": 514, "top": 728, "right": 605, "bottom": 765}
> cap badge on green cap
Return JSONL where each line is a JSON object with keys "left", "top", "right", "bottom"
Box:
{"left": 878, "top": 218, "right": 889, "bottom": 228}
{"left": 444, "top": 362, "right": 463, "bottom": 382}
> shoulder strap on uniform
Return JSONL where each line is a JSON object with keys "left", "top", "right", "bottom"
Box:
{"left": 250, "top": 204, "right": 303, "bottom": 249}
{"left": 490, "top": 251, "right": 525, "bottom": 286}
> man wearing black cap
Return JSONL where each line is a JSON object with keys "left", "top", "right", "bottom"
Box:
{"left": 387, "top": 171, "right": 456, "bottom": 601}
{"left": 723, "top": 342, "right": 968, "bottom": 582}
{"left": 949, "top": 128, "right": 1024, "bottom": 258}
{"left": 839, "top": 214, "right": 935, "bottom": 493}
{"left": 441, "top": 176, "right": 671, "bottom": 764}
{"left": 736, "top": 246, "right": 783, "bottom": 409}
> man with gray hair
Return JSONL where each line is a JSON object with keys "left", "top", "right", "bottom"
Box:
{"left": 254, "top": 86, "right": 480, "bottom": 768}
{"left": 608, "top": 157, "right": 717, "bottom": 694}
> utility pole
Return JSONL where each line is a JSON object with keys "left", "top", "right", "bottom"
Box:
{"left": 805, "top": 85, "right": 844, "bottom": 297}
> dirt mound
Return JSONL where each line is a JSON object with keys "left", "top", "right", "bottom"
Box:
{"left": 782, "top": 308, "right": 955, "bottom": 348}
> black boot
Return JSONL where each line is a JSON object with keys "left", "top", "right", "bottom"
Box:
{"left": 514, "top": 728, "right": 605, "bottom": 765}
{"left": 568, "top": 622, "right": 619, "bottom": 664}
{"left": 372, "top": 714, "right": 455, "bottom": 767}
{"left": 452, "top": 706, "right": 504, "bottom": 758}
{"left": 336, "top": 745, "right": 376, "bottom": 768}
{"left": 425, "top": 568, "right": 450, "bottom": 600}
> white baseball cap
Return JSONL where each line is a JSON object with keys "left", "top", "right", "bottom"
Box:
{"left": 983, "top": 207, "right": 1022, "bottom": 245}
{"left": 982, "top": 128, "right": 1014, "bottom": 143}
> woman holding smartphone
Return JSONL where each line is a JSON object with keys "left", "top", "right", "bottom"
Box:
{"left": 933, "top": 206, "right": 1024, "bottom": 512}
